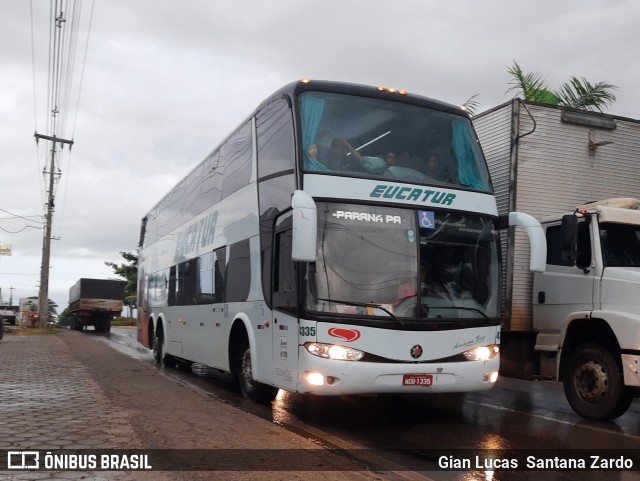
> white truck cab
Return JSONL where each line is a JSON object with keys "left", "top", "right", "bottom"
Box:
{"left": 533, "top": 198, "right": 640, "bottom": 420}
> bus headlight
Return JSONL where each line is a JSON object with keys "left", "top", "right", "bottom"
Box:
{"left": 305, "top": 342, "right": 364, "bottom": 361}
{"left": 463, "top": 344, "right": 499, "bottom": 361}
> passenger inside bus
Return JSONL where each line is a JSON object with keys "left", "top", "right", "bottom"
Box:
{"left": 425, "top": 153, "right": 440, "bottom": 179}
{"left": 322, "top": 137, "right": 364, "bottom": 171}
{"left": 384, "top": 152, "right": 398, "bottom": 166}
{"left": 304, "top": 144, "right": 330, "bottom": 171}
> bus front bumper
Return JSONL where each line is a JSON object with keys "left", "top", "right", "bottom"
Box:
{"left": 296, "top": 349, "right": 500, "bottom": 395}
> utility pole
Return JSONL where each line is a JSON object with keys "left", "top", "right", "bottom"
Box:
{"left": 34, "top": 133, "right": 73, "bottom": 328}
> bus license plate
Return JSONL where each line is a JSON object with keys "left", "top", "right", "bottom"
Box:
{"left": 402, "top": 374, "right": 433, "bottom": 386}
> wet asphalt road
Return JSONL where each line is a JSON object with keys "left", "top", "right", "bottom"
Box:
{"left": 96, "top": 326, "right": 640, "bottom": 480}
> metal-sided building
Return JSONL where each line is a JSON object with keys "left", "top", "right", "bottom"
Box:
{"left": 474, "top": 99, "right": 640, "bottom": 376}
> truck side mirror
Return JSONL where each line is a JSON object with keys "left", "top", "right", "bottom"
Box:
{"left": 560, "top": 214, "right": 578, "bottom": 266}
{"left": 291, "top": 190, "right": 317, "bottom": 262}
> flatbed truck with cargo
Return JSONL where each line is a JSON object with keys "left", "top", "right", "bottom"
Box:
{"left": 69, "top": 278, "right": 126, "bottom": 333}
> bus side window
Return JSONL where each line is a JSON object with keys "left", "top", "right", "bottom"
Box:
{"left": 220, "top": 121, "right": 252, "bottom": 199}
{"left": 273, "top": 213, "right": 297, "bottom": 314}
{"left": 256, "top": 98, "right": 296, "bottom": 308}
{"left": 256, "top": 99, "right": 295, "bottom": 178}
{"left": 196, "top": 251, "right": 214, "bottom": 304}
{"left": 213, "top": 247, "right": 226, "bottom": 303}
{"left": 168, "top": 266, "right": 177, "bottom": 306}
{"left": 177, "top": 260, "right": 198, "bottom": 305}
{"left": 226, "top": 240, "right": 251, "bottom": 302}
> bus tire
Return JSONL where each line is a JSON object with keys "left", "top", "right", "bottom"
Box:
{"left": 563, "top": 343, "right": 632, "bottom": 421}
{"left": 235, "top": 339, "right": 278, "bottom": 404}
{"left": 154, "top": 329, "right": 177, "bottom": 368}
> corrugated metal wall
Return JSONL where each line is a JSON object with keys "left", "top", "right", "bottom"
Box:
{"left": 474, "top": 102, "right": 514, "bottom": 214}
{"left": 474, "top": 101, "right": 514, "bottom": 326}
{"left": 477, "top": 100, "right": 640, "bottom": 332}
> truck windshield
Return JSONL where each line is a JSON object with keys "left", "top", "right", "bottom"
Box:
{"left": 299, "top": 91, "right": 491, "bottom": 193}
{"left": 600, "top": 223, "right": 640, "bottom": 267}
{"left": 305, "top": 203, "right": 500, "bottom": 322}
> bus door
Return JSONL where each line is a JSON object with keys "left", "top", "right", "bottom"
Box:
{"left": 271, "top": 217, "right": 300, "bottom": 391}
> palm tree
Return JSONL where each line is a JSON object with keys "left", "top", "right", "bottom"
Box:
{"left": 506, "top": 61, "right": 617, "bottom": 113}
{"left": 461, "top": 94, "right": 481, "bottom": 116}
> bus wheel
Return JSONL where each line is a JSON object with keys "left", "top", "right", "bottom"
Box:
{"left": 153, "top": 331, "right": 162, "bottom": 364}
{"left": 154, "top": 330, "right": 177, "bottom": 368}
{"left": 236, "top": 340, "right": 277, "bottom": 404}
{"left": 563, "top": 343, "right": 632, "bottom": 421}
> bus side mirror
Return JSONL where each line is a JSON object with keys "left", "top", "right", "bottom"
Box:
{"left": 507, "top": 212, "right": 547, "bottom": 273}
{"left": 291, "top": 190, "right": 317, "bottom": 262}
{"left": 560, "top": 214, "right": 578, "bottom": 266}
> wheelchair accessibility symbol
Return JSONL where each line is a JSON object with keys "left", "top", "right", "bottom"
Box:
{"left": 419, "top": 211, "right": 435, "bottom": 229}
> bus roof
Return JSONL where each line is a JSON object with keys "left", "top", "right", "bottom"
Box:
{"left": 261, "top": 79, "right": 468, "bottom": 118}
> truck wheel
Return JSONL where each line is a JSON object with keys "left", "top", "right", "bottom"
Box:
{"left": 235, "top": 339, "right": 278, "bottom": 404}
{"left": 154, "top": 330, "right": 177, "bottom": 368}
{"left": 563, "top": 343, "right": 632, "bottom": 421}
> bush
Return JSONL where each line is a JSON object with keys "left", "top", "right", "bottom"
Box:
{"left": 112, "top": 317, "right": 136, "bottom": 327}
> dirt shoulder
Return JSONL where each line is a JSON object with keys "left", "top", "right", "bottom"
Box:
{"left": 58, "top": 330, "right": 395, "bottom": 480}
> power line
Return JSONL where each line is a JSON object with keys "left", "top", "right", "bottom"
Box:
{"left": 0, "top": 208, "right": 45, "bottom": 223}
{"left": 30, "top": 0, "right": 94, "bottom": 327}
{"left": 30, "top": 0, "right": 38, "bottom": 134}
{"left": 0, "top": 225, "right": 43, "bottom": 234}
{"left": 71, "top": 0, "right": 95, "bottom": 138}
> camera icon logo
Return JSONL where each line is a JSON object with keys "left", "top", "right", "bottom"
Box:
{"left": 8, "top": 451, "right": 40, "bottom": 469}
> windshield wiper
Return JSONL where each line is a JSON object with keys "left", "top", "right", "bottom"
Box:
{"left": 427, "top": 305, "right": 489, "bottom": 321}
{"left": 316, "top": 297, "right": 404, "bottom": 326}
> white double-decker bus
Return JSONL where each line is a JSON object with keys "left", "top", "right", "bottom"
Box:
{"left": 137, "top": 80, "right": 545, "bottom": 402}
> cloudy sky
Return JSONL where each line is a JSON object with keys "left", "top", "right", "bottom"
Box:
{"left": 1, "top": 0, "right": 639, "bottom": 312}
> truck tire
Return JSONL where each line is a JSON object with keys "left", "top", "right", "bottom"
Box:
{"left": 234, "top": 339, "right": 278, "bottom": 404}
{"left": 95, "top": 320, "right": 111, "bottom": 333}
{"left": 70, "top": 317, "right": 82, "bottom": 331}
{"left": 563, "top": 343, "right": 632, "bottom": 421}
{"left": 154, "top": 329, "right": 177, "bottom": 368}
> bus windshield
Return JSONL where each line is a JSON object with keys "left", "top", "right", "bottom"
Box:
{"left": 299, "top": 91, "right": 491, "bottom": 193}
{"left": 305, "top": 203, "right": 500, "bottom": 322}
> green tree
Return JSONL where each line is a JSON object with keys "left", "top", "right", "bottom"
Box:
{"left": 57, "top": 307, "right": 71, "bottom": 327}
{"left": 48, "top": 299, "right": 58, "bottom": 318}
{"left": 105, "top": 251, "right": 138, "bottom": 318}
{"left": 506, "top": 61, "right": 617, "bottom": 112}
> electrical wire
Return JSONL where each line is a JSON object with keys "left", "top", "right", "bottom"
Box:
{"left": 0, "top": 225, "right": 44, "bottom": 234}
{"left": 0, "top": 209, "right": 44, "bottom": 224}
{"left": 71, "top": 0, "right": 95, "bottom": 138}
{"left": 29, "top": 0, "right": 38, "bottom": 134}
{"left": 27, "top": 0, "right": 96, "bottom": 287}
